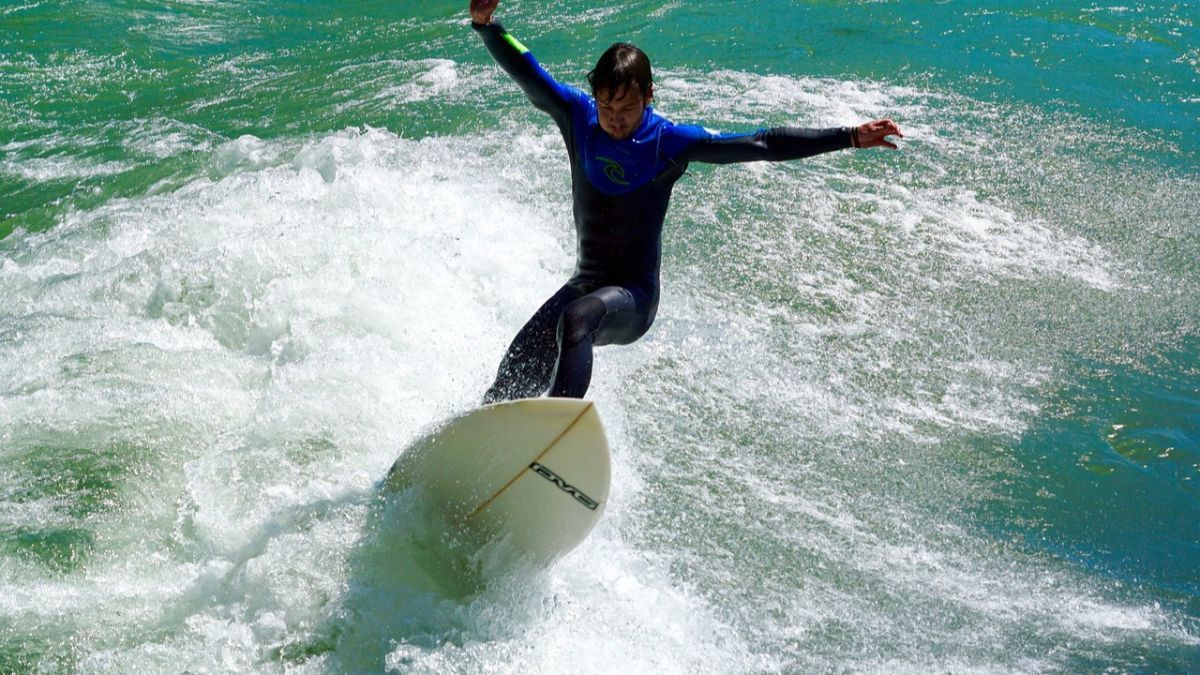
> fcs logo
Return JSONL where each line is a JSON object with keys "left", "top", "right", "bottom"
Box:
{"left": 530, "top": 462, "right": 600, "bottom": 510}
{"left": 596, "top": 156, "right": 630, "bottom": 186}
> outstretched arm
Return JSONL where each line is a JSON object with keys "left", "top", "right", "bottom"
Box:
{"left": 677, "top": 119, "right": 903, "bottom": 164}
{"left": 468, "top": 0, "right": 577, "bottom": 124}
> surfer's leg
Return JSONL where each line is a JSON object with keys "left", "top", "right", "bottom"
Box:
{"left": 550, "top": 285, "right": 655, "bottom": 398}
{"left": 483, "top": 284, "right": 585, "bottom": 404}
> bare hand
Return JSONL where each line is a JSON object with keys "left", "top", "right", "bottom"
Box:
{"left": 470, "top": 0, "right": 499, "bottom": 25}
{"left": 854, "top": 119, "right": 903, "bottom": 150}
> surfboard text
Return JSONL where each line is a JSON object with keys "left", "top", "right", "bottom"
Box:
{"left": 529, "top": 462, "right": 600, "bottom": 511}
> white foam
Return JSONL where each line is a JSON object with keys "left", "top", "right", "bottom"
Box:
{"left": 0, "top": 2, "right": 43, "bottom": 16}
{"left": 656, "top": 68, "right": 930, "bottom": 131}
{"left": 0, "top": 122, "right": 756, "bottom": 672}
{"left": 381, "top": 58, "right": 461, "bottom": 104}
{"left": 3, "top": 56, "right": 1195, "bottom": 672}
{"left": 0, "top": 155, "right": 134, "bottom": 182}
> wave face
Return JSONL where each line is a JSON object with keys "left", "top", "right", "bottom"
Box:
{"left": 2, "top": 1, "right": 1197, "bottom": 672}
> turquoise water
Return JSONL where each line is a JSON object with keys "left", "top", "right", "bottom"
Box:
{"left": 2, "top": 0, "right": 1198, "bottom": 671}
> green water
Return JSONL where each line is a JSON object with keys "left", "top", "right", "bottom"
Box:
{"left": 2, "top": 0, "right": 1198, "bottom": 671}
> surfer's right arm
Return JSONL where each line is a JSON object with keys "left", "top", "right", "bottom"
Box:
{"left": 469, "top": 0, "right": 577, "bottom": 123}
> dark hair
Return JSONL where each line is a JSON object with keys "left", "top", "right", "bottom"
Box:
{"left": 587, "top": 43, "right": 653, "bottom": 102}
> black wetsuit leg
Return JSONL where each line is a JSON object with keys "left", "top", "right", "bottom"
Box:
{"left": 483, "top": 284, "right": 585, "bottom": 404}
{"left": 483, "top": 281, "right": 656, "bottom": 404}
{"left": 550, "top": 283, "right": 656, "bottom": 399}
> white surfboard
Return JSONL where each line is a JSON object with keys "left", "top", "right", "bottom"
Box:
{"left": 385, "top": 398, "right": 610, "bottom": 575}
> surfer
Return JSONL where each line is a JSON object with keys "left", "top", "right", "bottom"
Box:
{"left": 470, "top": 0, "right": 903, "bottom": 403}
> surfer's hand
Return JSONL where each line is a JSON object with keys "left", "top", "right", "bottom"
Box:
{"left": 852, "top": 119, "right": 903, "bottom": 150}
{"left": 470, "top": 0, "right": 499, "bottom": 25}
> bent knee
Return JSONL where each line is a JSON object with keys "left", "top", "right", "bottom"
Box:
{"left": 558, "top": 296, "right": 606, "bottom": 349}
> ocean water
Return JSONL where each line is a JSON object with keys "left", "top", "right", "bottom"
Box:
{"left": 2, "top": 0, "right": 1198, "bottom": 672}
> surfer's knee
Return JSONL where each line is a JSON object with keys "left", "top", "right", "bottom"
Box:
{"left": 557, "top": 296, "right": 605, "bottom": 350}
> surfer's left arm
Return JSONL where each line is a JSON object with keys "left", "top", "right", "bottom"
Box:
{"left": 674, "top": 119, "right": 903, "bottom": 164}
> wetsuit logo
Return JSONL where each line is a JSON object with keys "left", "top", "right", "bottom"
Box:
{"left": 596, "top": 156, "right": 630, "bottom": 186}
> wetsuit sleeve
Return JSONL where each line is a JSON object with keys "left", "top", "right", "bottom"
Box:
{"left": 471, "top": 21, "right": 579, "bottom": 126}
{"left": 671, "top": 126, "right": 854, "bottom": 165}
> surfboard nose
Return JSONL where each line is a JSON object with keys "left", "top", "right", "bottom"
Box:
{"left": 386, "top": 398, "right": 611, "bottom": 574}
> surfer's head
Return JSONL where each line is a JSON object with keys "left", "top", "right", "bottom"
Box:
{"left": 588, "top": 42, "right": 653, "bottom": 140}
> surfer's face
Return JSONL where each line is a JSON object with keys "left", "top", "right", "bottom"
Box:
{"left": 595, "top": 85, "right": 650, "bottom": 140}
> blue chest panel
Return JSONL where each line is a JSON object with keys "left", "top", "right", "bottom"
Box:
{"left": 568, "top": 100, "right": 707, "bottom": 195}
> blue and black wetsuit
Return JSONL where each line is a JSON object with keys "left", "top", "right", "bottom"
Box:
{"left": 475, "top": 22, "right": 854, "bottom": 403}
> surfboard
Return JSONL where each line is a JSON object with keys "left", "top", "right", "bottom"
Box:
{"left": 385, "top": 398, "right": 610, "bottom": 576}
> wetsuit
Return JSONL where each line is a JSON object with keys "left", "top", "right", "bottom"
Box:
{"left": 474, "top": 22, "right": 854, "bottom": 403}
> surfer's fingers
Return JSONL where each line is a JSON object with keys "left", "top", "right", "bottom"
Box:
{"left": 874, "top": 119, "right": 900, "bottom": 134}
{"left": 869, "top": 120, "right": 903, "bottom": 145}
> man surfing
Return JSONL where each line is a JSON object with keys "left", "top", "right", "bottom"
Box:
{"left": 470, "top": 0, "right": 903, "bottom": 404}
